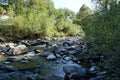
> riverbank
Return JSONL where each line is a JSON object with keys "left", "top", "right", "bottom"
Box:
{"left": 0, "top": 35, "right": 84, "bottom": 41}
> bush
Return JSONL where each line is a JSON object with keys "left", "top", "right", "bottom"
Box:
{"left": 11, "top": 12, "right": 56, "bottom": 38}
{"left": 84, "top": 11, "right": 120, "bottom": 79}
{"left": 0, "top": 7, "right": 3, "bottom": 14}
{"left": 55, "top": 19, "right": 84, "bottom": 36}
{"left": 0, "top": 18, "right": 13, "bottom": 36}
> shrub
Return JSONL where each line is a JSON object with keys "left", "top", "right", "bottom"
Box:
{"left": 55, "top": 19, "right": 84, "bottom": 36}
{"left": 0, "top": 7, "right": 3, "bottom": 14}
{"left": 11, "top": 12, "right": 56, "bottom": 38}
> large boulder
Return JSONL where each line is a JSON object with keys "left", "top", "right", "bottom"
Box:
{"left": 63, "top": 64, "right": 90, "bottom": 79}
{"left": 69, "top": 67, "right": 90, "bottom": 79}
{"left": 63, "top": 64, "right": 80, "bottom": 74}
{"left": 13, "top": 45, "right": 28, "bottom": 55}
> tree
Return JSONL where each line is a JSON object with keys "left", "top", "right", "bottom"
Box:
{"left": 15, "top": 0, "right": 25, "bottom": 15}
{"left": 46, "top": 0, "right": 55, "bottom": 16}
{"left": 28, "top": 0, "right": 48, "bottom": 12}
{"left": 75, "top": 4, "right": 91, "bottom": 26}
{"left": 84, "top": 1, "right": 120, "bottom": 78}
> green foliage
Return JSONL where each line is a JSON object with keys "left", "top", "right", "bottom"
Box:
{"left": 75, "top": 4, "right": 91, "bottom": 26}
{"left": 55, "top": 19, "right": 83, "bottom": 36}
{"left": 0, "top": 0, "right": 84, "bottom": 39}
{"left": 0, "top": 13, "right": 83, "bottom": 39}
{"left": 0, "top": 6, "right": 3, "bottom": 14}
{"left": 11, "top": 12, "right": 56, "bottom": 38}
{"left": 81, "top": 0, "right": 120, "bottom": 78}
{"left": 46, "top": 0, "right": 56, "bottom": 16}
{"left": 7, "top": 6, "right": 15, "bottom": 17}
{"left": 0, "top": 18, "right": 13, "bottom": 35}
{"left": 85, "top": 0, "right": 120, "bottom": 48}
{"left": 54, "top": 8, "right": 82, "bottom": 36}
{"left": 28, "top": 0, "right": 48, "bottom": 12}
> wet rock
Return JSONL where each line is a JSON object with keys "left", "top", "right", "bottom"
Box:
{"left": 97, "top": 71, "right": 107, "bottom": 75}
{"left": 69, "top": 68, "right": 90, "bottom": 79}
{"left": 35, "top": 49, "right": 41, "bottom": 53}
{"left": 14, "top": 57, "right": 24, "bottom": 62}
{"left": 4, "top": 65, "right": 18, "bottom": 72}
{"left": 52, "top": 43, "right": 57, "bottom": 47}
{"left": 63, "top": 64, "right": 80, "bottom": 74}
{"left": 2, "top": 44, "right": 27, "bottom": 56}
{"left": 89, "top": 66, "right": 100, "bottom": 73}
{"left": 25, "top": 51, "right": 35, "bottom": 57}
{"left": 20, "top": 60, "right": 30, "bottom": 63}
{"left": 9, "top": 72, "right": 25, "bottom": 80}
{"left": 62, "top": 60, "right": 74, "bottom": 64}
{"left": 63, "top": 40, "right": 76, "bottom": 46}
{"left": 89, "top": 77, "right": 99, "bottom": 80}
{"left": 55, "top": 54, "right": 62, "bottom": 58}
{"left": 64, "top": 56, "right": 72, "bottom": 61}
{"left": 2, "top": 45, "right": 10, "bottom": 52}
{"left": 40, "top": 51, "right": 50, "bottom": 57}
{"left": 7, "top": 56, "right": 23, "bottom": 62}
{"left": 58, "top": 46, "right": 67, "bottom": 53}
{"left": 47, "top": 53, "right": 56, "bottom": 60}
{"left": 8, "top": 42, "right": 16, "bottom": 48}
{"left": 7, "top": 56, "right": 16, "bottom": 61}
{"left": 25, "top": 74, "right": 44, "bottom": 80}
{"left": 30, "top": 40, "right": 49, "bottom": 47}
{"left": 66, "top": 46, "right": 76, "bottom": 50}
{"left": 4, "top": 61, "right": 12, "bottom": 65}
{"left": 13, "top": 44, "right": 28, "bottom": 55}
{"left": 0, "top": 52, "right": 5, "bottom": 55}
{"left": 30, "top": 40, "right": 40, "bottom": 46}
{"left": 72, "top": 57, "right": 79, "bottom": 62}
{"left": 20, "top": 40, "right": 31, "bottom": 46}
{"left": 46, "top": 73, "right": 64, "bottom": 80}
{"left": 6, "top": 48, "right": 14, "bottom": 55}
{"left": 63, "top": 64, "right": 90, "bottom": 79}
{"left": 0, "top": 72, "right": 25, "bottom": 80}
{"left": 68, "top": 50, "right": 78, "bottom": 55}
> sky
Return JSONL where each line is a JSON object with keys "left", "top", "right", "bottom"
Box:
{"left": 52, "top": 0, "right": 92, "bottom": 13}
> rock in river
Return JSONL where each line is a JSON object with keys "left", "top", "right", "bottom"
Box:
{"left": 63, "top": 64, "right": 90, "bottom": 79}
{"left": 47, "top": 53, "right": 56, "bottom": 60}
{"left": 69, "top": 67, "right": 90, "bottom": 79}
{"left": 13, "top": 44, "right": 28, "bottom": 55}
{"left": 63, "top": 64, "right": 80, "bottom": 74}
